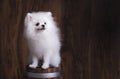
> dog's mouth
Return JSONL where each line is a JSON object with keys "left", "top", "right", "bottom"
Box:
{"left": 40, "top": 27, "right": 45, "bottom": 30}
{"left": 36, "top": 28, "right": 45, "bottom": 31}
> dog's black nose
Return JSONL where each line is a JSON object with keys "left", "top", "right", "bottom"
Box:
{"left": 41, "top": 25, "right": 45, "bottom": 28}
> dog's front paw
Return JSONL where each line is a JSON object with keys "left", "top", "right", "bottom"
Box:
{"left": 29, "top": 64, "right": 37, "bottom": 68}
{"left": 41, "top": 64, "right": 49, "bottom": 69}
{"left": 53, "top": 64, "right": 59, "bottom": 68}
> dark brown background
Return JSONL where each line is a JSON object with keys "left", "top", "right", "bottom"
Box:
{"left": 0, "top": 0, "right": 120, "bottom": 79}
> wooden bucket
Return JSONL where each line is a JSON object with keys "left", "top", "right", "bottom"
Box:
{"left": 25, "top": 66, "right": 62, "bottom": 79}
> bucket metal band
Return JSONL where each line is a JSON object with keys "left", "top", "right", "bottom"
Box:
{"left": 26, "top": 72, "right": 61, "bottom": 78}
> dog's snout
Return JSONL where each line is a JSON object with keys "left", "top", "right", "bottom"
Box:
{"left": 41, "top": 25, "right": 45, "bottom": 28}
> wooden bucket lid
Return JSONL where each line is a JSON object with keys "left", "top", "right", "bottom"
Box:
{"left": 25, "top": 66, "right": 61, "bottom": 79}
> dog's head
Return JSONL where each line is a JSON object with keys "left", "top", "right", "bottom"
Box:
{"left": 25, "top": 11, "right": 53, "bottom": 31}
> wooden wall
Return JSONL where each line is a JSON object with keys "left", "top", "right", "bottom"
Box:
{"left": 62, "top": 0, "right": 120, "bottom": 79}
{"left": 0, "top": 0, "right": 120, "bottom": 79}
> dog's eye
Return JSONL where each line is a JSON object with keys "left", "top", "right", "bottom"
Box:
{"left": 35, "top": 22, "right": 39, "bottom": 26}
{"left": 44, "top": 22, "right": 46, "bottom": 25}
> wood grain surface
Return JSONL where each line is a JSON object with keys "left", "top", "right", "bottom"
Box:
{"left": 0, "top": 0, "right": 120, "bottom": 79}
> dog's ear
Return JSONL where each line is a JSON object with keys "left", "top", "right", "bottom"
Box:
{"left": 47, "top": 12, "right": 52, "bottom": 16}
{"left": 27, "top": 13, "right": 32, "bottom": 21}
{"left": 24, "top": 13, "right": 32, "bottom": 26}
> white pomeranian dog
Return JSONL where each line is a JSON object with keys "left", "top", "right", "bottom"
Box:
{"left": 24, "top": 11, "right": 61, "bottom": 69}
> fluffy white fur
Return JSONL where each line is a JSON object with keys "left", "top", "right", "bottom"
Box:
{"left": 24, "top": 11, "right": 61, "bottom": 69}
